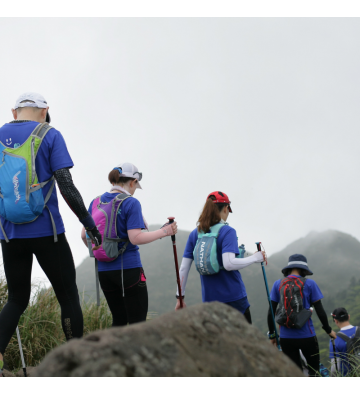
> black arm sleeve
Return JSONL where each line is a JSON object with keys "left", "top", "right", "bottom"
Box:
{"left": 267, "top": 301, "right": 278, "bottom": 333}
{"left": 313, "top": 300, "right": 332, "bottom": 334}
{"left": 54, "top": 168, "right": 90, "bottom": 222}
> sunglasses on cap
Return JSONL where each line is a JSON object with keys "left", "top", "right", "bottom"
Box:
{"left": 113, "top": 167, "right": 142, "bottom": 181}
{"left": 133, "top": 171, "right": 142, "bottom": 181}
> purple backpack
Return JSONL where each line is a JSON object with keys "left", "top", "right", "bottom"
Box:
{"left": 90, "top": 193, "right": 132, "bottom": 262}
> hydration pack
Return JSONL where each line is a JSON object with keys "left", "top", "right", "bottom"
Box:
{"left": 337, "top": 326, "right": 360, "bottom": 368}
{"left": 275, "top": 276, "right": 312, "bottom": 329}
{"left": 193, "top": 223, "right": 245, "bottom": 275}
{"left": 0, "top": 123, "right": 57, "bottom": 242}
{"left": 90, "top": 193, "right": 132, "bottom": 262}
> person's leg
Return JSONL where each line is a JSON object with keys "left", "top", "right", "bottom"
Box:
{"left": 280, "top": 338, "right": 303, "bottom": 371}
{"left": 98, "top": 271, "right": 128, "bottom": 327}
{"left": 299, "top": 336, "right": 320, "bottom": 377}
{"left": 123, "top": 268, "right": 148, "bottom": 324}
{"left": 33, "top": 234, "right": 83, "bottom": 339}
{"left": 243, "top": 307, "right": 252, "bottom": 324}
{"left": 0, "top": 239, "right": 33, "bottom": 356}
{"left": 225, "top": 297, "right": 252, "bottom": 324}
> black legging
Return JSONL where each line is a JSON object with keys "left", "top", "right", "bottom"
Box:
{"left": 280, "top": 336, "right": 320, "bottom": 376}
{"left": 0, "top": 233, "right": 83, "bottom": 355}
{"left": 98, "top": 267, "right": 148, "bottom": 326}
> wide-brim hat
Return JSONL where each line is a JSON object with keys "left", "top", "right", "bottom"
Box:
{"left": 281, "top": 253, "right": 313, "bottom": 276}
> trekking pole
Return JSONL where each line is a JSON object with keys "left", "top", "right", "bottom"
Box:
{"left": 16, "top": 326, "right": 27, "bottom": 377}
{"left": 256, "top": 242, "right": 281, "bottom": 351}
{"left": 86, "top": 234, "right": 100, "bottom": 307}
{"left": 168, "top": 217, "right": 183, "bottom": 308}
{"left": 331, "top": 338, "right": 338, "bottom": 374}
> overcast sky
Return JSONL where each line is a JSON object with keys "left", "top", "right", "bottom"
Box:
{"left": 0, "top": 18, "right": 359, "bottom": 286}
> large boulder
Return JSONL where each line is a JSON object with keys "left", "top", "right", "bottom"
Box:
{"left": 34, "top": 302, "right": 303, "bottom": 377}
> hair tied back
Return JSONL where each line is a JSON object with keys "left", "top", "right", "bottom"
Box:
{"left": 113, "top": 167, "right": 122, "bottom": 175}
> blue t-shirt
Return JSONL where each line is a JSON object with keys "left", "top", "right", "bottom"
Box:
{"left": 270, "top": 275, "right": 323, "bottom": 339}
{"left": 183, "top": 224, "right": 248, "bottom": 304}
{"left": 88, "top": 192, "right": 145, "bottom": 272}
{"left": 329, "top": 326, "right": 357, "bottom": 376}
{"left": 0, "top": 121, "right": 74, "bottom": 239}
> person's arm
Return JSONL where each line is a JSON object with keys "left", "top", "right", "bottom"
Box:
{"left": 222, "top": 251, "right": 265, "bottom": 271}
{"left": 267, "top": 301, "right": 278, "bottom": 333}
{"left": 127, "top": 222, "right": 177, "bottom": 245}
{"left": 313, "top": 300, "right": 336, "bottom": 338}
{"left": 81, "top": 227, "right": 87, "bottom": 247}
{"left": 54, "top": 168, "right": 101, "bottom": 245}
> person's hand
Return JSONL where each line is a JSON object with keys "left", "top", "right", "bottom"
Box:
{"left": 161, "top": 221, "right": 178, "bottom": 237}
{"left": 87, "top": 226, "right": 102, "bottom": 249}
{"left": 270, "top": 338, "right": 277, "bottom": 346}
{"left": 253, "top": 251, "right": 265, "bottom": 263}
{"left": 175, "top": 298, "right": 186, "bottom": 310}
{"left": 329, "top": 330, "right": 337, "bottom": 339}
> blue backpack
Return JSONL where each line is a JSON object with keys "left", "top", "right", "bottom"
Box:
{"left": 193, "top": 223, "right": 245, "bottom": 275}
{"left": 0, "top": 123, "right": 57, "bottom": 242}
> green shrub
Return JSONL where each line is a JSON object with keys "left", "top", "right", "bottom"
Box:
{"left": 0, "top": 267, "right": 158, "bottom": 371}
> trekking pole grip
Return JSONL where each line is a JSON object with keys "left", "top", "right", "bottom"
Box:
{"left": 168, "top": 217, "right": 176, "bottom": 242}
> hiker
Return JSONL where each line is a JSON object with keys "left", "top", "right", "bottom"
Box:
{"left": 267, "top": 254, "right": 336, "bottom": 376}
{"left": 173, "top": 191, "right": 265, "bottom": 324}
{"left": 0, "top": 92, "right": 101, "bottom": 376}
{"left": 329, "top": 307, "right": 360, "bottom": 376}
{"left": 81, "top": 163, "right": 177, "bottom": 326}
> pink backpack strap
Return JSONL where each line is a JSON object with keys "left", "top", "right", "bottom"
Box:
{"left": 91, "top": 196, "right": 101, "bottom": 214}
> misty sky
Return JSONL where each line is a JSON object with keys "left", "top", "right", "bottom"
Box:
{"left": 0, "top": 18, "right": 359, "bottom": 286}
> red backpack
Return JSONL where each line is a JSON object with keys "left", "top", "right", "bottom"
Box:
{"left": 275, "top": 276, "right": 312, "bottom": 329}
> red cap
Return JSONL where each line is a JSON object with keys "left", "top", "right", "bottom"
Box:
{"left": 207, "top": 191, "right": 232, "bottom": 213}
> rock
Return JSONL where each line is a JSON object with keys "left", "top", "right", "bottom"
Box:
{"left": 2, "top": 369, "right": 15, "bottom": 377}
{"left": 16, "top": 366, "right": 37, "bottom": 377}
{"left": 34, "top": 302, "right": 303, "bottom": 377}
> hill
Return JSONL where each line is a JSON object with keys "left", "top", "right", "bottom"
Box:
{"left": 241, "top": 230, "right": 360, "bottom": 329}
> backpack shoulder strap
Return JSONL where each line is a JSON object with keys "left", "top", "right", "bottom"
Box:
{"left": 31, "top": 122, "right": 53, "bottom": 140}
{"left": 355, "top": 326, "right": 360, "bottom": 337}
{"left": 209, "top": 223, "right": 226, "bottom": 237}
{"left": 337, "top": 331, "right": 350, "bottom": 342}
{"left": 108, "top": 194, "right": 132, "bottom": 240}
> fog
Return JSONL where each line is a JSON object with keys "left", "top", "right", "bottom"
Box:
{"left": 0, "top": 18, "right": 359, "bottom": 286}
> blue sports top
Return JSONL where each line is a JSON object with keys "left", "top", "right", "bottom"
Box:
{"left": 0, "top": 121, "right": 74, "bottom": 239}
{"left": 88, "top": 192, "right": 145, "bottom": 272}
{"left": 183, "top": 224, "right": 248, "bottom": 303}
{"left": 270, "top": 275, "right": 323, "bottom": 339}
{"left": 329, "top": 326, "right": 357, "bottom": 376}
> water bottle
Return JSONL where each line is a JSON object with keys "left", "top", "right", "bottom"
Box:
{"left": 237, "top": 244, "right": 246, "bottom": 258}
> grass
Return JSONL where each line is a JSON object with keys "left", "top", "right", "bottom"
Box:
{"left": 0, "top": 267, "right": 155, "bottom": 372}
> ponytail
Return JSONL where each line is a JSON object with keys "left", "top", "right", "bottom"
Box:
{"left": 108, "top": 169, "right": 135, "bottom": 185}
{"left": 197, "top": 195, "right": 227, "bottom": 233}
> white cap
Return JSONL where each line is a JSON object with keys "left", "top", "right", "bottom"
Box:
{"left": 13, "top": 92, "right": 49, "bottom": 109}
{"left": 115, "top": 162, "right": 142, "bottom": 189}
{"left": 13, "top": 92, "right": 51, "bottom": 123}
